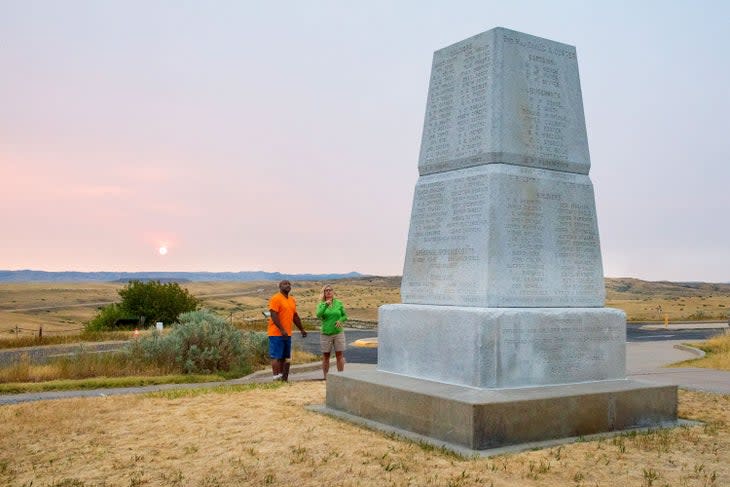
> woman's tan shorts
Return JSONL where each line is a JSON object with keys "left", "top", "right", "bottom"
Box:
{"left": 320, "top": 331, "right": 346, "bottom": 353}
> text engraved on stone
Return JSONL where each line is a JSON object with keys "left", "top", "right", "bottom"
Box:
{"left": 514, "top": 41, "right": 574, "bottom": 166}
{"left": 501, "top": 320, "right": 620, "bottom": 375}
{"left": 420, "top": 40, "right": 492, "bottom": 170}
{"left": 405, "top": 177, "right": 489, "bottom": 302}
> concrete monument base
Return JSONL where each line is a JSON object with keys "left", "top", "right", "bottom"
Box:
{"left": 378, "top": 304, "right": 627, "bottom": 388}
{"left": 326, "top": 366, "right": 678, "bottom": 451}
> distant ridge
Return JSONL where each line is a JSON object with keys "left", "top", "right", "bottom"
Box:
{"left": 0, "top": 270, "right": 365, "bottom": 283}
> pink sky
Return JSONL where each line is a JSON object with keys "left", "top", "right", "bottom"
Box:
{"left": 2, "top": 1, "right": 729, "bottom": 280}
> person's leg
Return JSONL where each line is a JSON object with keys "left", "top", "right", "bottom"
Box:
{"left": 333, "top": 332, "right": 346, "bottom": 372}
{"left": 269, "top": 336, "right": 285, "bottom": 378}
{"left": 271, "top": 359, "right": 282, "bottom": 376}
{"left": 281, "top": 337, "right": 292, "bottom": 381}
{"left": 320, "top": 333, "right": 333, "bottom": 379}
{"left": 272, "top": 359, "right": 285, "bottom": 377}
{"left": 321, "top": 352, "right": 331, "bottom": 378}
{"left": 335, "top": 351, "right": 345, "bottom": 372}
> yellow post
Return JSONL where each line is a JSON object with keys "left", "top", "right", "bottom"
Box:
{"left": 664, "top": 314, "right": 669, "bottom": 328}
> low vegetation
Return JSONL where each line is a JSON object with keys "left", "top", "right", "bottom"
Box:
{"left": 0, "top": 310, "right": 312, "bottom": 392}
{"left": 674, "top": 332, "right": 730, "bottom": 370}
{"left": 129, "top": 309, "right": 266, "bottom": 376}
{"left": 0, "top": 330, "right": 131, "bottom": 349}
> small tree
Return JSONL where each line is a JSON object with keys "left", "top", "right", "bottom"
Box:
{"left": 85, "top": 280, "right": 200, "bottom": 331}
{"left": 118, "top": 280, "right": 200, "bottom": 325}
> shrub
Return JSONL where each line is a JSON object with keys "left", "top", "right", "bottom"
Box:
{"left": 126, "top": 309, "right": 267, "bottom": 375}
{"left": 86, "top": 280, "right": 200, "bottom": 332}
{"left": 86, "top": 303, "right": 129, "bottom": 332}
{"left": 118, "top": 280, "right": 200, "bottom": 324}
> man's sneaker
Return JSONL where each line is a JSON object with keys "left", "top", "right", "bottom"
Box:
{"left": 272, "top": 373, "right": 283, "bottom": 381}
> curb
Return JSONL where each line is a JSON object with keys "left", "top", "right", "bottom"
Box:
{"left": 638, "top": 323, "right": 729, "bottom": 331}
{"left": 673, "top": 344, "right": 706, "bottom": 358}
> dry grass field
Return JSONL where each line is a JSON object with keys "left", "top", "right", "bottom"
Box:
{"left": 0, "top": 384, "right": 728, "bottom": 486}
{"left": 0, "top": 278, "right": 401, "bottom": 339}
{"left": 1, "top": 277, "right": 728, "bottom": 339}
{"left": 1, "top": 278, "right": 729, "bottom": 486}
{"left": 606, "top": 278, "right": 730, "bottom": 323}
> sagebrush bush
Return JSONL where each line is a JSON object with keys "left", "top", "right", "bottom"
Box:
{"left": 126, "top": 309, "right": 268, "bottom": 375}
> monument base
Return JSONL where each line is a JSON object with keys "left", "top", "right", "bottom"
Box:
{"left": 378, "top": 305, "right": 626, "bottom": 388}
{"left": 325, "top": 365, "right": 678, "bottom": 451}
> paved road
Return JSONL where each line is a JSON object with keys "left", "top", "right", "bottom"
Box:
{"left": 294, "top": 326, "right": 728, "bottom": 366}
{"left": 627, "top": 324, "right": 726, "bottom": 342}
{"left": 292, "top": 329, "right": 378, "bottom": 364}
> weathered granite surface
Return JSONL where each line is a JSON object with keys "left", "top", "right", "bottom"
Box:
{"left": 418, "top": 27, "right": 590, "bottom": 177}
{"left": 401, "top": 164, "right": 604, "bottom": 307}
{"left": 378, "top": 305, "right": 625, "bottom": 388}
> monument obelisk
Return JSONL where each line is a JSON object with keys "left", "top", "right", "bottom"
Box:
{"left": 325, "top": 27, "right": 677, "bottom": 451}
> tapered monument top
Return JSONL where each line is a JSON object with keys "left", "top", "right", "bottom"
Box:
{"left": 402, "top": 27, "right": 604, "bottom": 308}
{"left": 418, "top": 27, "right": 591, "bottom": 176}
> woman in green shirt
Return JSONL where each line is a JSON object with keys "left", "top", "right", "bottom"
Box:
{"left": 316, "top": 284, "right": 348, "bottom": 379}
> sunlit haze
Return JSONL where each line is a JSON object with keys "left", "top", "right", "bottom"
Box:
{"left": 1, "top": 1, "right": 728, "bottom": 281}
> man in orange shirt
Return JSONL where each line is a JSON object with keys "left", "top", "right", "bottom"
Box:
{"left": 268, "top": 280, "right": 307, "bottom": 380}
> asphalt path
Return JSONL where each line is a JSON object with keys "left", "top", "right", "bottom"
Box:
{"left": 293, "top": 326, "right": 727, "bottom": 366}
{"left": 292, "top": 329, "right": 378, "bottom": 365}
{"left": 627, "top": 325, "right": 724, "bottom": 342}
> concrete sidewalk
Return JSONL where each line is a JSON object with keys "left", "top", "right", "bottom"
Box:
{"left": 626, "top": 339, "right": 730, "bottom": 394}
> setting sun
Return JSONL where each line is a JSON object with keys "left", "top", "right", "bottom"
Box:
{"left": 158, "top": 246, "right": 168, "bottom": 255}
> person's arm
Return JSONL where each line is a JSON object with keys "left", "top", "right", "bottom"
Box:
{"left": 293, "top": 312, "right": 307, "bottom": 337}
{"left": 316, "top": 301, "right": 328, "bottom": 319}
{"left": 335, "top": 300, "right": 348, "bottom": 329}
{"left": 269, "top": 310, "right": 287, "bottom": 337}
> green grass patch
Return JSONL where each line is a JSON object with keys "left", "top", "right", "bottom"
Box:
{"left": 145, "top": 381, "right": 285, "bottom": 399}
{"left": 0, "top": 373, "right": 228, "bottom": 394}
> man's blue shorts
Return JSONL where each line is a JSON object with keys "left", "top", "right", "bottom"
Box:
{"left": 268, "top": 336, "right": 291, "bottom": 360}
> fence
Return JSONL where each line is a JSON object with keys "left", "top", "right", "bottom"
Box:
{"left": 5, "top": 325, "right": 85, "bottom": 338}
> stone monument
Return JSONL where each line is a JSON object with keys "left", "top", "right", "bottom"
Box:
{"left": 325, "top": 27, "right": 677, "bottom": 451}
